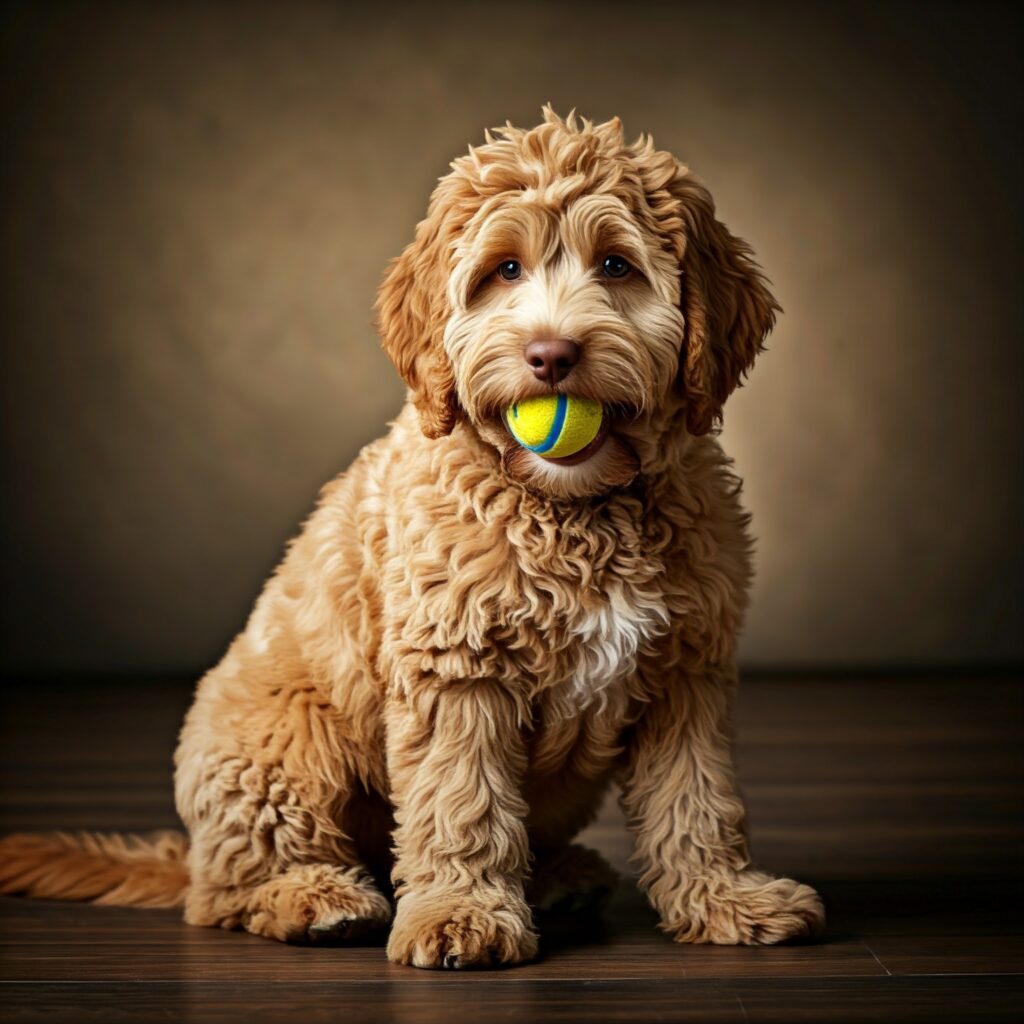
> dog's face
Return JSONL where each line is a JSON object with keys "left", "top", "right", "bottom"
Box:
{"left": 377, "top": 109, "right": 778, "bottom": 499}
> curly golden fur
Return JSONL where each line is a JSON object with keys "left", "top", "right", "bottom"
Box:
{"left": 0, "top": 108, "right": 824, "bottom": 967}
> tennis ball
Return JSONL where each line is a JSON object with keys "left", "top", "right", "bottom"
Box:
{"left": 505, "top": 394, "right": 603, "bottom": 459}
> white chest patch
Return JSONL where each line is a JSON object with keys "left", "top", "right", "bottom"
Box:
{"left": 558, "top": 581, "right": 670, "bottom": 714}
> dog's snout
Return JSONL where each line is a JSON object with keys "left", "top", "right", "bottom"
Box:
{"left": 524, "top": 338, "right": 581, "bottom": 385}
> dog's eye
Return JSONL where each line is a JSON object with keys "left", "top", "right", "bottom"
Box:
{"left": 497, "top": 259, "right": 523, "bottom": 282}
{"left": 602, "top": 255, "right": 632, "bottom": 279}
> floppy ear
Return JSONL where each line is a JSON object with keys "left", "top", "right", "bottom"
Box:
{"left": 672, "top": 172, "right": 779, "bottom": 436}
{"left": 375, "top": 185, "right": 461, "bottom": 439}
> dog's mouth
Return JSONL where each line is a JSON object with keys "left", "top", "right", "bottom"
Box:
{"left": 497, "top": 399, "right": 639, "bottom": 467}
{"left": 493, "top": 397, "right": 644, "bottom": 496}
{"left": 514, "top": 414, "right": 610, "bottom": 466}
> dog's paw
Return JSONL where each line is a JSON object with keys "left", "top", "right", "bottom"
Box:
{"left": 243, "top": 864, "right": 392, "bottom": 944}
{"left": 528, "top": 843, "right": 619, "bottom": 915}
{"left": 386, "top": 889, "right": 538, "bottom": 969}
{"left": 665, "top": 870, "right": 825, "bottom": 945}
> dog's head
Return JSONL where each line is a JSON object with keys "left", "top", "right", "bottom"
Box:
{"left": 377, "top": 108, "right": 777, "bottom": 498}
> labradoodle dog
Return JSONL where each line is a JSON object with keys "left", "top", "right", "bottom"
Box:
{"left": 0, "top": 109, "right": 824, "bottom": 968}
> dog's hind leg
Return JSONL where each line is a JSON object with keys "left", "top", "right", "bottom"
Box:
{"left": 186, "top": 860, "right": 391, "bottom": 945}
{"left": 178, "top": 759, "right": 392, "bottom": 944}
{"left": 524, "top": 713, "right": 623, "bottom": 916}
{"left": 174, "top": 650, "right": 393, "bottom": 945}
{"left": 527, "top": 843, "right": 618, "bottom": 916}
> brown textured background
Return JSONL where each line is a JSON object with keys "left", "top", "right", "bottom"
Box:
{"left": 1, "top": 0, "right": 1021, "bottom": 675}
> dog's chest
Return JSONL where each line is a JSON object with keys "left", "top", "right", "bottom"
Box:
{"left": 499, "top": 511, "right": 672, "bottom": 710}
{"left": 550, "top": 579, "right": 668, "bottom": 710}
{"left": 396, "top": 492, "right": 676, "bottom": 708}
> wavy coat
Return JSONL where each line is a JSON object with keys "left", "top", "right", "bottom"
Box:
{"left": 0, "top": 110, "right": 823, "bottom": 967}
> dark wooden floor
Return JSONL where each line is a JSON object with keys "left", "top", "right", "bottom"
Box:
{"left": 1, "top": 674, "right": 1022, "bottom": 1022}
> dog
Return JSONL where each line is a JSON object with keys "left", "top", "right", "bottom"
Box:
{"left": 0, "top": 108, "right": 824, "bottom": 968}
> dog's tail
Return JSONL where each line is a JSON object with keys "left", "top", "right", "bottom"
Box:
{"left": 0, "top": 830, "right": 190, "bottom": 908}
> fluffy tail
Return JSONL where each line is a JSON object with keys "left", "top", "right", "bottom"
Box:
{"left": 0, "top": 830, "right": 190, "bottom": 909}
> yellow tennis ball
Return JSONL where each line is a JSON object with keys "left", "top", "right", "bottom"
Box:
{"left": 505, "top": 394, "right": 603, "bottom": 459}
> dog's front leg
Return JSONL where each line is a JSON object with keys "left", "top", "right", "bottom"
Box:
{"left": 621, "top": 665, "right": 825, "bottom": 945}
{"left": 384, "top": 679, "right": 538, "bottom": 969}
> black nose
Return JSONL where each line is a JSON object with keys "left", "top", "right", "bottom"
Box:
{"left": 524, "top": 337, "right": 581, "bottom": 385}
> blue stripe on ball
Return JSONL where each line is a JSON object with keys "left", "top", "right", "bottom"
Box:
{"left": 523, "top": 393, "right": 568, "bottom": 454}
